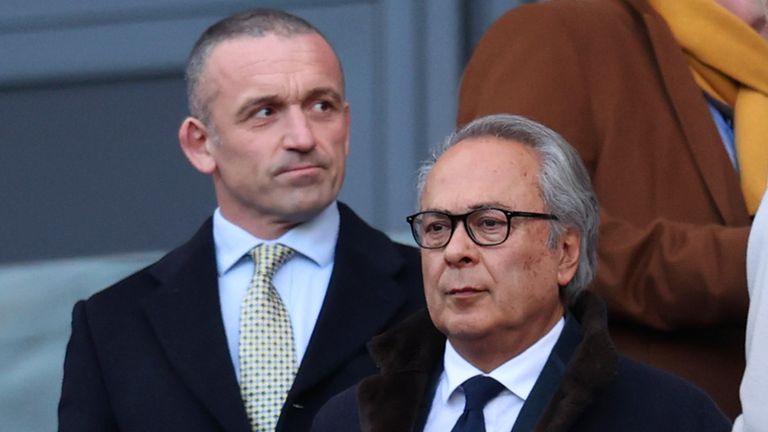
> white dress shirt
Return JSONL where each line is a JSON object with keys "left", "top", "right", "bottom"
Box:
{"left": 213, "top": 203, "right": 339, "bottom": 380}
{"left": 423, "top": 318, "right": 564, "bottom": 432}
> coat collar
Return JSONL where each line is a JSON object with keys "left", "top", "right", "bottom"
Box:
{"left": 142, "top": 218, "right": 251, "bottom": 432}
{"left": 626, "top": 0, "right": 750, "bottom": 224}
{"left": 139, "top": 203, "right": 419, "bottom": 431}
{"left": 531, "top": 292, "right": 618, "bottom": 432}
{"left": 357, "top": 291, "right": 618, "bottom": 432}
{"left": 358, "top": 310, "right": 444, "bottom": 432}
{"left": 291, "top": 203, "right": 417, "bottom": 396}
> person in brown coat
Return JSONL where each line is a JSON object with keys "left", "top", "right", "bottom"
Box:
{"left": 457, "top": 0, "right": 768, "bottom": 418}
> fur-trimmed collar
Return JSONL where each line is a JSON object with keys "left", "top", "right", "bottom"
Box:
{"left": 356, "top": 291, "right": 618, "bottom": 432}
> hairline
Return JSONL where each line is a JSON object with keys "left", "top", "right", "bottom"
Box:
{"left": 185, "top": 10, "right": 345, "bottom": 125}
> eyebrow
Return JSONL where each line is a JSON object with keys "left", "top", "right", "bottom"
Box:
{"left": 306, "top": 87, "right": 344, "bottom": 105}
{"left": 468, "top": 202, "right": 509, "bottom": 210}
{"left": 422, "top": 202, "right": 510, "bottom": 213}
{"left": 235, "top": 95, "right": 282, "bottom": 123}
{"left": 234, "top": 87, "right": 344, "bottom": 124}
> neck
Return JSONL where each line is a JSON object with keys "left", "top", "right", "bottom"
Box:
{"left": 218, "top": 206, "right": 306, "bottom": 240}
{"left": 449, "top": 309, "right": 564, "bottom": 373}
{"left": 451, "top": 342, "right": 524, "bottom": 373}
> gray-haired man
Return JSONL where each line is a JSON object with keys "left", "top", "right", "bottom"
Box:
{"left": 312, "top": 114, "right": 730, "bottom": 432}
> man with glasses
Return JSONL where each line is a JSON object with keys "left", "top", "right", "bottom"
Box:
{"left": 311, "top": 114, "right": 729, "bottom": 432}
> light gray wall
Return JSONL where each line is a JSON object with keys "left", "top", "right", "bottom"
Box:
{"left": 0, "top": 0, "right": 526, "bottom": 263}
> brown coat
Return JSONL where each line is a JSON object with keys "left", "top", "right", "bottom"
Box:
{"left": 458, "top": 0, "right": 750, "bottom": 418}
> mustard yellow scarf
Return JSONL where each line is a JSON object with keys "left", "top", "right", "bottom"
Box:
{"left": 649, "top": 0, "right": 768, "bottom": 214}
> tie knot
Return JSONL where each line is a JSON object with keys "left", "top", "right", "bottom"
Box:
{"left": 250, "top": 243, "right": 295, "bottom": 279}
{"left": 461, "top": 375, "right": 505, "bottom": 411}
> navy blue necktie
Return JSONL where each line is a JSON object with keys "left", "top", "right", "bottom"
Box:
{"left": 450, "top": 375, "right": 506, "bottom": 432}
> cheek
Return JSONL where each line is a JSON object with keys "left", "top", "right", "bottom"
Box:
{"left": 423, "top": 281, "right": 446, "bottom": 332}
{"left": 212, "top": 132, "right": 250, "bottom": 159}
{"left": 520, "top": 254, "right": 545, "bottom": 278}
{"left": 514, "top": 235, "right": 560, "bottom": 277}
{"left": 491, "top": 247, "right": 549, "bottom": 283}
{"left": 326, "top": 130, "right": 350, "bottom": 159}
{"left": 421, "top": 255, "right": 443, "bottom": 297}
{"left": 491, "top": 250, "right": 560, "bottom": 301}
{"left": 219, "top": 147, "right": 261, "bottom": 174}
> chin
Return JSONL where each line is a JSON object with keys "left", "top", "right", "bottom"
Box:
{"left": 280, "top": 205, "right": 326, "bottom": 224}
{"left": 439, "top": 316, "right": 492, "bottom": 342}
{"left": 285, "top": 189, "right": 336, "bottom": 213}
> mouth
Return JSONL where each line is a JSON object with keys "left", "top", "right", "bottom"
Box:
{"left": 275, "top": 164, "right": 326, "bottom": 180}
{"left": 447, "top": 287, "right": 487, "bottom": 298}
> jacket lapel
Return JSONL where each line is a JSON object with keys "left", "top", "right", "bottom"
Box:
{"left": 511, "top": 315, "right": 581, "bottom": 432}
{"left": 358, "top": 310, "right": 445, "bottom": 432}
{"left": 290, "top": 203, "right": 416, "bottom": 396}
{"left": 632, "top": 0, "right": 749, "bottom": 224}
{"left": 531, "top": 292, "right": 618, "bottom": 432}
{"left": 141, "top": 220, "right": 251, "bottom": 432}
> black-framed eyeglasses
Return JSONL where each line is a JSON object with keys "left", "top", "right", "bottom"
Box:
{"left": 406, "top": 207, "right": 558, "bottom": 249}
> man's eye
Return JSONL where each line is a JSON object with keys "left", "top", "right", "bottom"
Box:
{"left": 424, "top": 221, "right": 449, "bottom": 234}
{"left": 476, "top": 217, "right": 507, "bottom": 231}
{"left": 254, "top": 107, "right": 275, "bottom": 118}
{"left": 311, "top": 101, "right": 333, "bottom": 112}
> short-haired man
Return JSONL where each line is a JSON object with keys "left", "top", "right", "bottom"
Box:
{"left": 312, "top": 114, "right": 730, "bottom": 432}
{"left": 58, "top": 9, "right": 423, "bottom": 432}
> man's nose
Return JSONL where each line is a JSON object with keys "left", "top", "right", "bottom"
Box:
{"left": 283, "top": 107, "right": 316, "bottom": 151}
{"left": 443, "top": 221, "right": 478, "bottom": 266}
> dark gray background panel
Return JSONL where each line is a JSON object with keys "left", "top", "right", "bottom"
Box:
{"left": 1, "top": 0, "right": 526, "bottom": 264}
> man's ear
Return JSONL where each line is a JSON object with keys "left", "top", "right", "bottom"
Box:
{"left": 179, "top": 117, "right": 216, "bottom": 174}
{"left": 556, "top": 229, "right": 581, "bottom": 287}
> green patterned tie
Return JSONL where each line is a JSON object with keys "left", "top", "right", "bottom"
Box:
{"left": 239, "top": 243, "right": 296, "bottom": 431}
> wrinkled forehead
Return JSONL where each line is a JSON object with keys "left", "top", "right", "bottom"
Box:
{"left": 421, "top": 137, "right": 544, "bottom": 211}
{"left": 199, "top": 33, "right": 345, "bottom": 102}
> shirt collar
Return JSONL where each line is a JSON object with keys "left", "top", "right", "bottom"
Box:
{"left": 441, "top": 317, "right": 565, "bottom": 403}
{"left": 212, "top": 202, "right": 340, "bottom": 275}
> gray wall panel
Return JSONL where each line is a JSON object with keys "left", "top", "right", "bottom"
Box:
{"left": 1, "top": 78, "right": 212, "bottom": 262}
{"left": 1, "top": 0, "right": 524, "bottom": 264}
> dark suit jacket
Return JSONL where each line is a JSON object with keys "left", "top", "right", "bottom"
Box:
{"left": 58, "top": 202, "right": 424, "bottom": 431}
{"left": 457, "top": 0, "right": 749, "bottom": 417}
{"left": 311, "top": 292, "right": 730, "bottom": 432}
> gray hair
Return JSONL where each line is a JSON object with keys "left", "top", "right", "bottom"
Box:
{"left": 416, "top": 114, "right": 599, "bottom": 304}
{"left": 185, "top": 8, "right": 342, "bottom": 124}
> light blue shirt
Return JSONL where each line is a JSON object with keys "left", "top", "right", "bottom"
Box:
{"left": 707, "top": 99, "right": 738, "bottom": 170}
{"left": 423, "top": 318, "right": 565, "bottom": 432}
{"left": 213, "top": 203, "right": 339, "bottom": 380}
